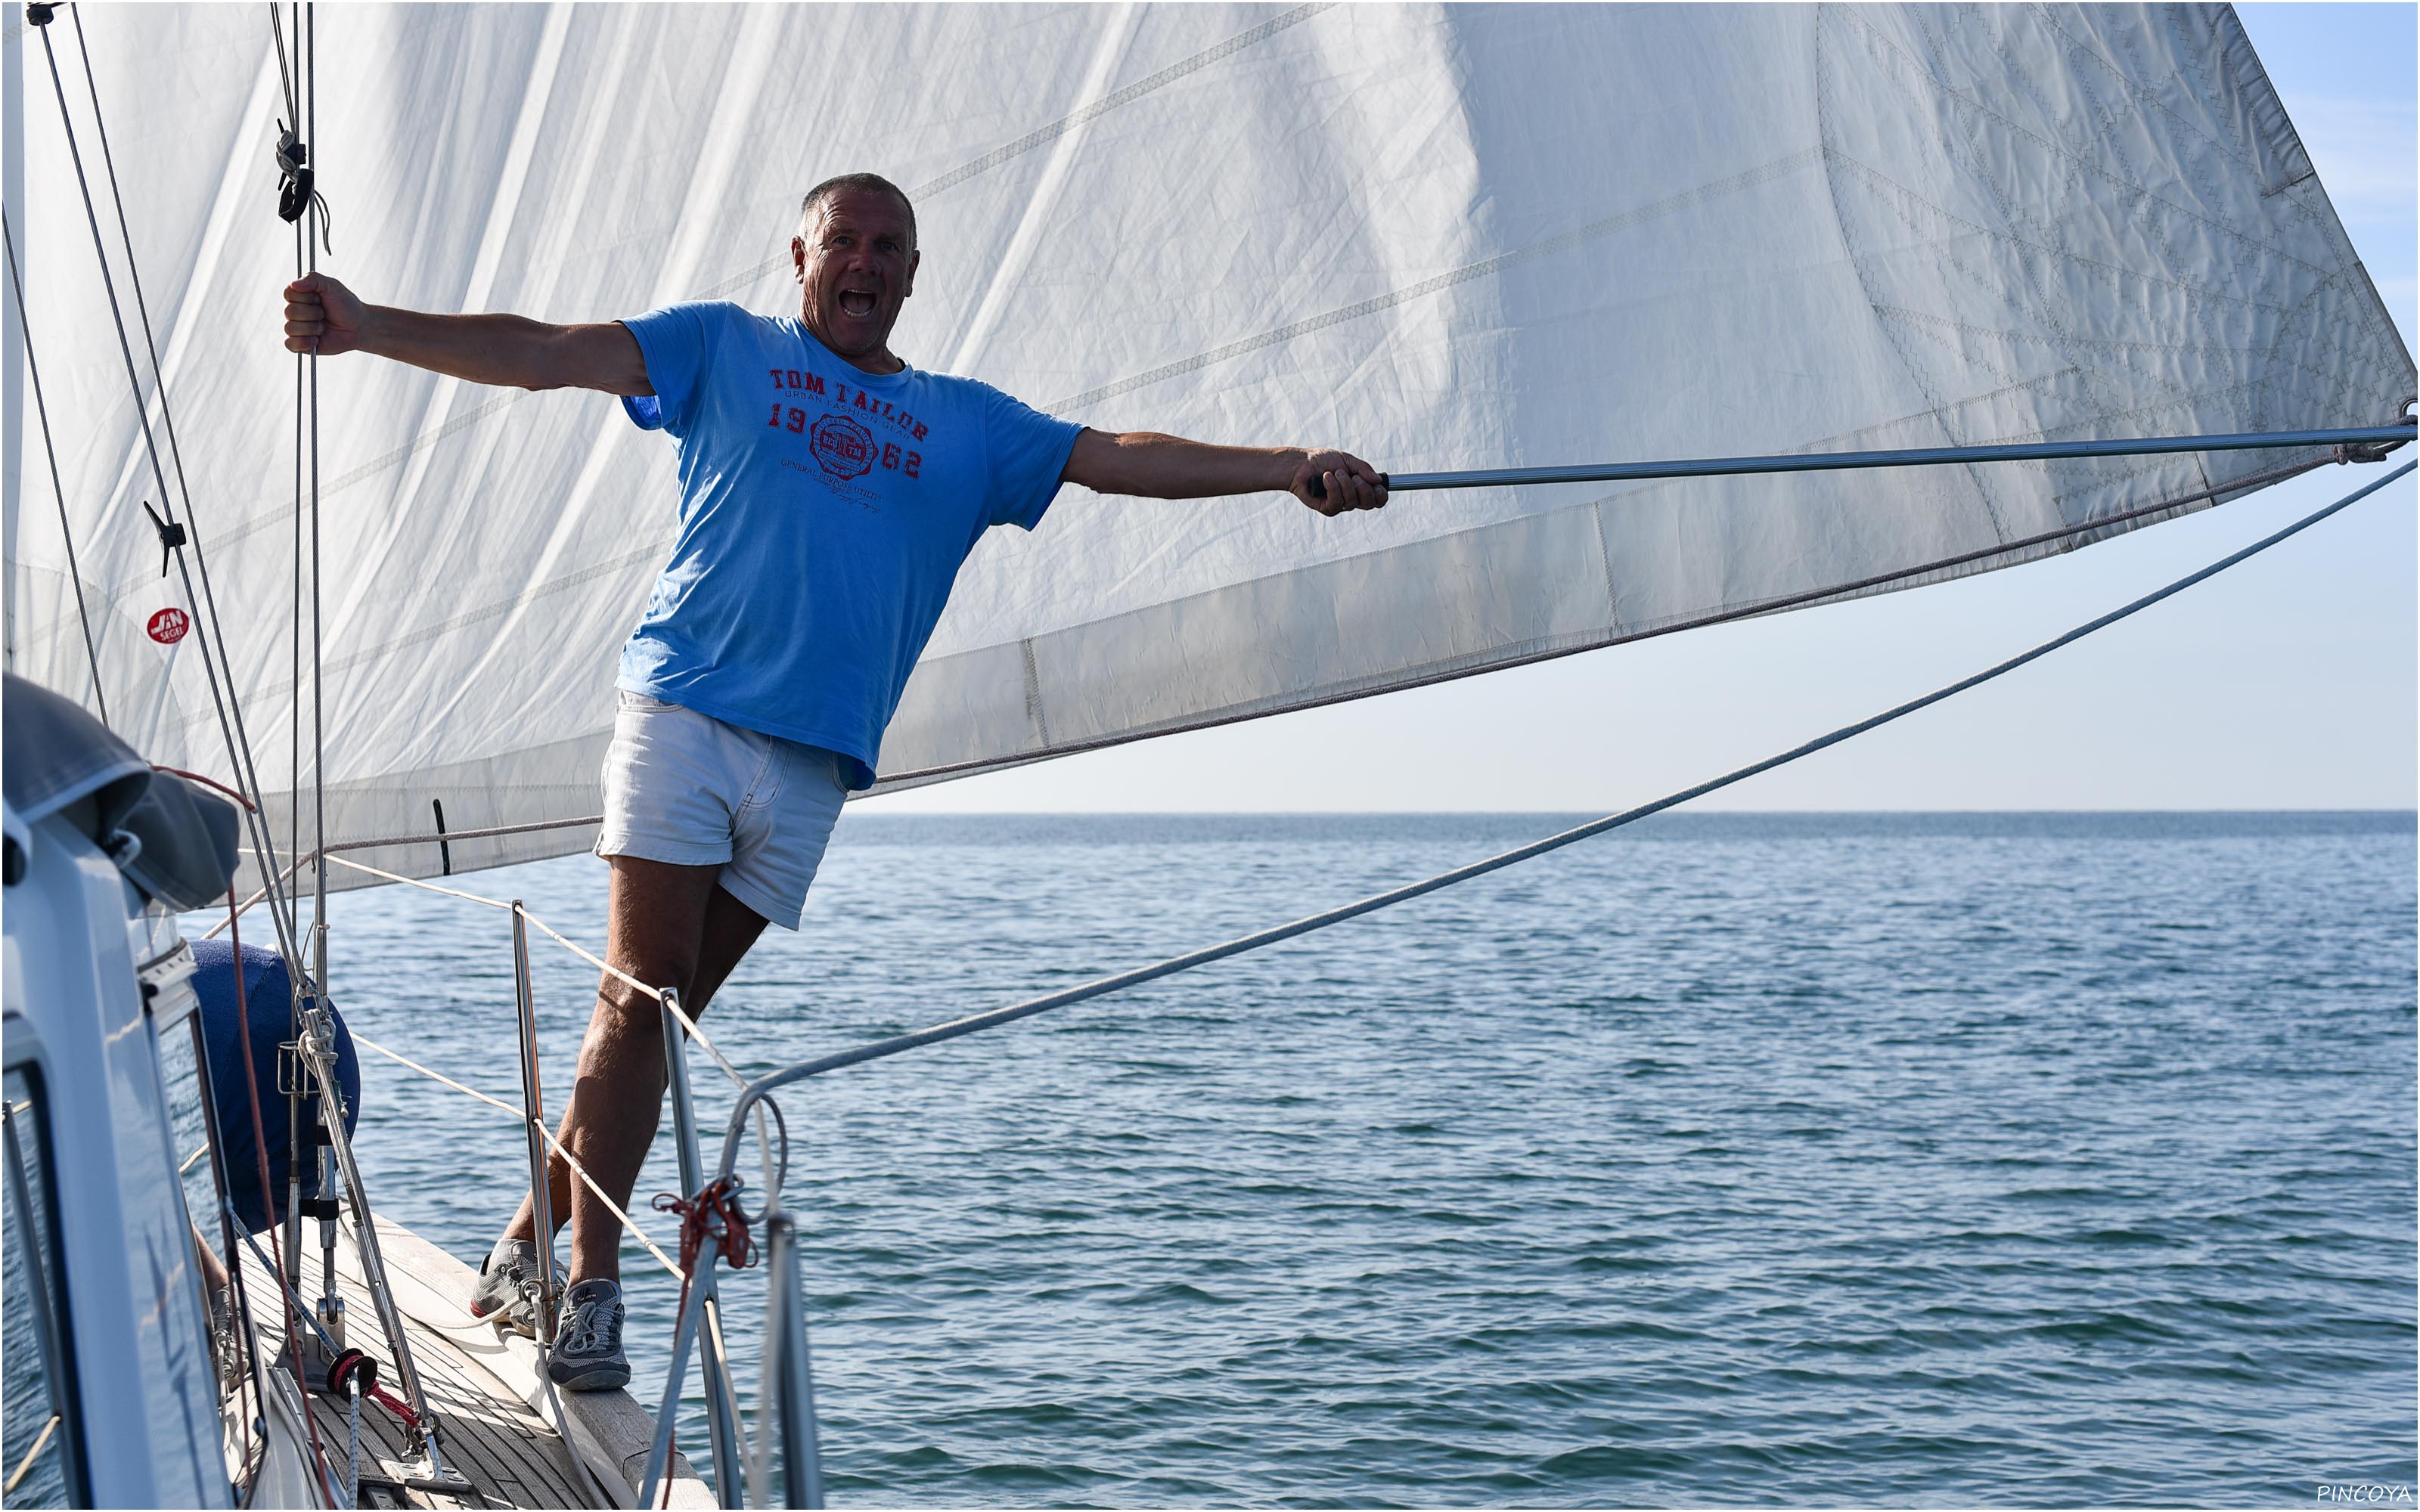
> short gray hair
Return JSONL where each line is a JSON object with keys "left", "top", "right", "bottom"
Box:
{"left": 799, "top": 172, "right": 917, "bottom": 249}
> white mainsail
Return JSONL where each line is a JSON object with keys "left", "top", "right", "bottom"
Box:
{"left": 5, "top": 4, "right": 2411, "bottom": 888}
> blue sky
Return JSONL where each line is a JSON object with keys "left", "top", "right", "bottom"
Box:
{"left": 871, "top": 3, "right": 2418, "bottom": 815}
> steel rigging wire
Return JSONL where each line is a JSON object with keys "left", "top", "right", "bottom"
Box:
{"left": 23, "top": 5, "right": 307, "bottom": 971}
{"left": 28, "top": 5, "right": 446, "bottom": 1484}
{"left": 274, "top": 0, "right": 307, "bottom": 924}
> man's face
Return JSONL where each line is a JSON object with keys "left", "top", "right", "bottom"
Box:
{"left": 792, "top": 189, "right": 919, "bottom": 368}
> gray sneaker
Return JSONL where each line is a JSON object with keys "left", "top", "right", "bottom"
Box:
{"left": 546, "top": 1278, "right": 630, "bottom": 1391}
{"left": 468, "top": 1239, "right": 560, "bottom": 1337}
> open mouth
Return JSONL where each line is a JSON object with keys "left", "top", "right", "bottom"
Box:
{"left": 836, "top": 289, "right": 877, "bottom": 318}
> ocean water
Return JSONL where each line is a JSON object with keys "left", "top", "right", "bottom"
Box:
{"left": 314, "top": 813, "right": 2416, "bottom": 1506}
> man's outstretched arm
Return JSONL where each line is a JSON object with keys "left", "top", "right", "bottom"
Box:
{"left": 1063, "top": 429, "right": 1388, "bottom": 517}
{"left": 281, "top": 271, "right": 651, "bottom": 395}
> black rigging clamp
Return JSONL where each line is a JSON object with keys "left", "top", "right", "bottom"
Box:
{"left": 140, "top": 500, "right": 186, "bottom": 578}
{"left": 273, "top": 124, "right": 335, "bottom": 250}
{"left": 24, "top": 4, "right": 54, "bottom": 27}
{"left": 274, "top": 126, "right": 314, "bottom": 225}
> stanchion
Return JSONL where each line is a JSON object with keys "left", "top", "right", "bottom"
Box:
{"left": 661, "top": 990, "right": 746, "bottom": 1505}
{"left": 512, "top": 903, "right": 561, "bottom": 1342}
{"left": 764, "top": 1213, "right": 824, "bottom": 1509}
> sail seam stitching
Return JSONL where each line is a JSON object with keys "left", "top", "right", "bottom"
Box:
{"left": 1840, "top": 5, "right": 2328, "bottom": 279}
{"left": 690, "top": 3, "right": 1332, "bottom": 302}
{"left": 1591, "top": 500, "right": 1621, "bottom": 637}
{"left": 919, "top": 3, "right": 1330, "bottom": 200}
{"left": 1813, "top": 7, "right": 2012, "bottom": 544}
{"left": 1046, "top": 149, "right": 1821, "bottom": 414}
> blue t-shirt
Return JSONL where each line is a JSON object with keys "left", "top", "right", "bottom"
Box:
{"left": 616, "top": 302, "right": 1083, "bottom": 788}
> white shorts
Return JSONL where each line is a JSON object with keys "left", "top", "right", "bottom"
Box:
{"left": 594, "top": 690, "right": 849, "bottom": 930}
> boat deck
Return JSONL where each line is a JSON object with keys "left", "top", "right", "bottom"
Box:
{"left": 244, "top": 1216, "right": 712, "bottom": 1507}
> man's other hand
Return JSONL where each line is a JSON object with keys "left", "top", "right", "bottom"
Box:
{"left": 1061, "top": 432, "right": 1392, "bottom": 509}
{"left": 284, "top": 271, "right": 365, "bottom": 356}
{"left": 1290, "top": 449, "right": 1388, "bottom": 516}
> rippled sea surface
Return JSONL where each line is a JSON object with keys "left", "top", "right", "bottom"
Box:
{"left": 312, "top": 813, "right": 2415, "bottom": 1506}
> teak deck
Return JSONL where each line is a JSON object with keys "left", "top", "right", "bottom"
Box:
{"left": 243, "top": 1217, "right": 713, "bottom": 1508}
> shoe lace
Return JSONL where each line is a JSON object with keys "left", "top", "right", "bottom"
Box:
{"left": 560, "top": 1290, "right": 623, "bottom": 1355}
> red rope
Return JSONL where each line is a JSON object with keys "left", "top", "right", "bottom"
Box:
{"left": 367, "top": 1381, "right": 420, "bottom": 1430}
{"left": 654, "top": 1176, "right": 755, "bottom": 1275}
{"left": 327, "top": 1349, "right": 420, "bottom": 1430}
{"left": 155, "top": 764, "right": 255, "bottom": 810}
{"left": 647, "top": 1177, "right": 754, "bottom": 1507}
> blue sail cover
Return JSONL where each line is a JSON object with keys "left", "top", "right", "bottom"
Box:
{"left": 188, "top": 940, "right": 360, "bottom": 1234}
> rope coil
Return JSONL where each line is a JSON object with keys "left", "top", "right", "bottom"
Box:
{"left": 323, "top": 1349, "right": 413, "bottom": 1424}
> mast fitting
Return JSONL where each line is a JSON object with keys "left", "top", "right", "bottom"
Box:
{"left": 273, "top": 126, "right": 312, "bottom": 223}
{"left": 139, "top": 500, "right": 186, "bottom": 576}
{"left": 272, "top": 125, "right": 332, "bottom": 249}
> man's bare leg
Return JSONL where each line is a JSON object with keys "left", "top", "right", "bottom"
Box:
{"left": 498, "top": 855, "right": 769, "bottom": 1286}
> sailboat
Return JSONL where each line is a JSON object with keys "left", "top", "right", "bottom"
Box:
{"left": 4, "top": 3, "right": 2410, "bottom": 1507}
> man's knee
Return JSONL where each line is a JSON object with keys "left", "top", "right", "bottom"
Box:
{"left": 595, "top": 965, "right": 689, "bottom": 1030}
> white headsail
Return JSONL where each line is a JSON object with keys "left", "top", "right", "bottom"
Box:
{"left": 5, "top": 4, "right": 2411, "bottom": 888}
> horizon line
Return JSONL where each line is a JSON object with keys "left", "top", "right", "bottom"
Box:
{"left": 840, "top": 806, "right": 2419, "bottom": 817}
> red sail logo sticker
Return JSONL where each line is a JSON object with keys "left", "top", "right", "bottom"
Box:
{"left": 147, "top": 607, "right": 191, "bottom": 645}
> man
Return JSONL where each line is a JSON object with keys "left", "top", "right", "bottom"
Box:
{"left": 281, "top": 172, "right": 1388, "bottom": 1390}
